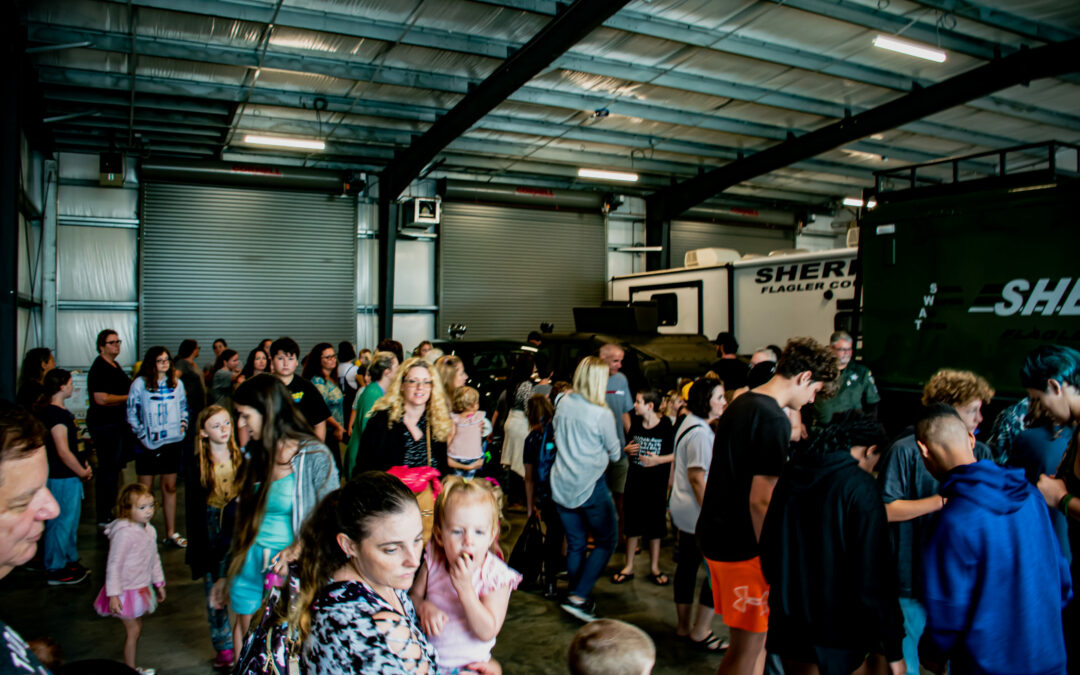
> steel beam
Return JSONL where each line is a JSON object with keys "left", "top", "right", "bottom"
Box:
{"left": 381, "top": 0, "right": 632, "bottom": 198}
{"left": 2, "top": 9, "right": 22, "bottom": 400}
{"left": 646, "top": 37, "right": 1080, "bottom": 224}
{"left": 905, "top": 0, "right": 1078, "bottom": 44}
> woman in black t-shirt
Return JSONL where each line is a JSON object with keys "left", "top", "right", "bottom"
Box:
{"left": 36, "top": 369, "right": 93, "bottom": 585}
{"left": 87, "top": 329, "right": 132, "bottom": 526}
{"left": 612, "top": 388, "right": 674, "bottom": 586}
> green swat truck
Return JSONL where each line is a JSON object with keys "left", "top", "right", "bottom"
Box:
{"left": 856, "top": 142, "right": 1079, "bottom": 432}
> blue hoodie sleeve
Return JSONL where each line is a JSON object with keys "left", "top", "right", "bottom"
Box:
{"left": 921, "top": 509, "right": 978, "bottom": 661}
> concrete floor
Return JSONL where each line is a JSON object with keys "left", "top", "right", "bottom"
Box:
{"left": 0, "top": 466, "right": 727, "bottom": 674}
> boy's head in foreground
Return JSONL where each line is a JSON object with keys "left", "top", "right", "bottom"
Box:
{"left": 569, "top": 619, "right": 655, "bottom": 675}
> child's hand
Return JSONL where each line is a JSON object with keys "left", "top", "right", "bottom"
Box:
{"left": 448, "top": 553, "right": 476, "bottom": 595}
{"left": 109, "top": 596, "right": 122, "bottom": 614}
{"left": 468, "top": 458, "right": 484, "bottom": 470}
{"left": 639, "top": 453, "right": 660, "bottom": 467}
{"left": 624, "top": 441, "right": 640, "bottom": 457}
{"left": 209, "top": 578, "right": 228, "bottom": 610}
{"left": 156, "top": 586, "right": 166, "bottom": 602}
{"left": 464, "top": 659, "right": 502, "bottom": 675}
{"left": 417, "top": 600, "right": 448, "bottom": 636}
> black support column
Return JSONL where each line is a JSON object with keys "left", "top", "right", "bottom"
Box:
{"left": 376, "top": 182, "right": 399, "bottom": 342}
{"left": 1, "top": 11, "right": 23, "bottom": 402}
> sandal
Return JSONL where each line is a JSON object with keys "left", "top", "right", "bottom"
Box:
{"left": 647, "top": 572, "right": 670, "bottom": 586}
{"left": 163, "top": 532, "right": 188, "bottom": 549}
{"left": 687, "top": 632, "right": 729, "bottom": 653}
{"left": 610, "top": 571, "right": 634, "bottom": 584}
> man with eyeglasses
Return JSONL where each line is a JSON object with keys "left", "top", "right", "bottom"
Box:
{"left": 87, "top": 329, "right": 133, "bottom": 527}
{"left": 813, "top": 331, "right": 880, "bottom": 426}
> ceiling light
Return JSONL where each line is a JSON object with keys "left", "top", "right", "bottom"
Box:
{"left": 242, "top": 134, "right": 325, "bottom": 150}
{"left": 578, "top": 168, "right": 639, "bottom": 182}
{"left": 842, "top": 197, "right": 864, "bottom": 207}
{"left": 873, "top": 35, "right": 947, "bottom": 63}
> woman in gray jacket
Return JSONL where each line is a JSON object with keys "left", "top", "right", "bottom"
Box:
{"left": 225, "top": 374, "right": 340, "bottom": 653}
{"left": 551, "top": 356, "right": 621, "bottom": 622}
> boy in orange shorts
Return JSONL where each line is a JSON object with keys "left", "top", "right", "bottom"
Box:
{"left": 696, "top": 338, "right": 839, "bottom": 675}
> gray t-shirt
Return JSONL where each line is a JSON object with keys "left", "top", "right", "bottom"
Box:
{"left": 605, "top": 371, "right": 634, "bottom": 450}
{"left": 879, "top": 433, "right": 993, "bottom": 597}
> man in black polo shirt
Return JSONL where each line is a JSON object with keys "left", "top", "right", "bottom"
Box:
{"left": 269, "top": 337, "right": 330, "bottom": 442}
{"left": 697, "top": 337, "right": 839, "bottom": 675}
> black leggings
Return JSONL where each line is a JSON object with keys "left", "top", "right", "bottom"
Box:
{"left": 673, "top": 528, "right": 713, "bottom": 608}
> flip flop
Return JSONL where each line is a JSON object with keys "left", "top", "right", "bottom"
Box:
{"left": 163, "top": 532, "right": 188, "bottom": 549}
{"left": 647, "top": 572, "right": 670, "bottom": 586}
{"left": 687, "top": 632, "right": 729, "bottom": 653}
{"left": 610, "top": 571, "right": 634, "bottom": 584}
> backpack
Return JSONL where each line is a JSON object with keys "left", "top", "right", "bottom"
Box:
{"left": 536, "top": 422, "right": 557, "bottom": 485}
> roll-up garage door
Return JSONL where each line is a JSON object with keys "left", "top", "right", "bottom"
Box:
{"left": 141, "top": 183, "right": 356, "bottom": 356}
{"left": 440, "top": 203, "right": 605, "bottom": 340}
{"left": 671, "top": 220, "right": 793, "bottom": 267}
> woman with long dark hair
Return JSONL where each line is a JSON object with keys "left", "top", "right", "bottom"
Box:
{"left": 127, "top": 346, "right": 188, "bottom": 548}
{"left": 17, "top": 347, "right": 55, "bottom": 409}
{"left": 302, "top": 343, "right": 347, "bottom": 444}
{"left": 209, "top": 349, "right": 242, "bottom": 406}
{"left": 240, "top": 347, "right": 269, "bottom": 381}
{"left": 227, "top": 374, "right": 339, "bottom": 653}
{"left": 290, "top": 472, "right": 500, "bottom": 674}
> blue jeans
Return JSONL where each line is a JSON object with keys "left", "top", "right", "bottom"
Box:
{"left": 556, "top": 478, "right": 618, "bottom": 600}
{"left": 899, "top": 597, "right": 927, "bottom": 675}
{"left": 44, "top": 477, "right": 83, "bottom": 571}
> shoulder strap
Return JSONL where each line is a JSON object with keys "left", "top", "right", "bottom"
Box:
{"left": 426, "top": 419, "right": 432, "bottom": 467}
{"left": 675, "top": 422, "right": 705, "bottom": 449}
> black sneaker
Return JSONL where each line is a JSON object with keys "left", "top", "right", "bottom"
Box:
{"left": 46, "top": 564, "right": 90, "bottom": 586}
{"left": 560, "top": 597, "right": 599, "bottom": 622}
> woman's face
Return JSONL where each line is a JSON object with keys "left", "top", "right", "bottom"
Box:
{"left": 42, "top": 354, "right": 56, "bottom": 375}
{"left": 60, "top": 377, "right": 74, "bottom": 400}
{"left": 454, "top": 362, "right": 468, "bottom": 389}
{"left": 350, "top": 504, "right": 424, "bottom": 592}
{"left": 227, "top": 354, "right": 241, "bottom": 372}
{"left": 402, "top": 366, "right": 433, "bottom": 407}
{"left": 235, "top": 404, "right": 263, "bottom": 441}
{"left": 320, "top": 348, "right": 338, "bottom": 374}
{"left": 253, "top": 351, "right": 267, "bottom": 372}
{"left": 708, "top": 385, "right": 726, "bottom": 421}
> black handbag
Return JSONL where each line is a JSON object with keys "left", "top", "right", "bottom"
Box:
{"left": 509, "top": 513, "right": 545, "bottom": 589}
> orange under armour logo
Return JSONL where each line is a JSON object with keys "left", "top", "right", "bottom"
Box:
{"left": 732, "top": 585, "right": 769, "bottom": 616}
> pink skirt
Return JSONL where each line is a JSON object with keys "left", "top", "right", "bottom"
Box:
{"left": 93, "top": 585, "right": 158, "bottom": 619}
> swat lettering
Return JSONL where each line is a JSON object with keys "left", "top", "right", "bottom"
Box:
{"left": 915, "top": 282, "right": 938, "bottom": 331}
{"left": 968, "top": 277, "right": 1080, "bottom": 316}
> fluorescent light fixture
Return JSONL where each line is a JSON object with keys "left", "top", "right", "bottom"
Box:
{"left": 873, "top": 35, "right": 947, "bottom": 63}
{"left": 616, "top": 245, "right": 663, "bottom": 252}
{"left": 843, "top": 197, "right": 878, "bottom": 209}
{"left": 242, "top": 134, "right": 326, "bottom": 150}
{"left": 578, "top": 168, "right": 639, "bottom": 182}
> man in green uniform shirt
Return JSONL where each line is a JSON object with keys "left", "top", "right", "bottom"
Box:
{"left": 814, "top": 331, "right": 881, "bottom": 424}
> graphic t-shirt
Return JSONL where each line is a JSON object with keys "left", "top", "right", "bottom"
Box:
{"left": 696, "top": 392, "right": 791, "bottom": 562}
{"left": 283, "top": 375, "right": 331, "bottom": 428}
{"left": 86, "top": 356, "right": 131, "bottom": 426}
{"left": 628, "top": 415, "right": 673, "bottom": 467}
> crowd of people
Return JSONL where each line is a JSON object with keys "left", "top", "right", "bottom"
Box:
{"left": 2, "top": 328, "right": 1079, "bottom": 675}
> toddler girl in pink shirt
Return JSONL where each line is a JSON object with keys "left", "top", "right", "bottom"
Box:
{"left": 411, "top": 476, "right": 521, "bottom": 673}
{"left": 93, "top": 483, "right": 165, "bottom": 674}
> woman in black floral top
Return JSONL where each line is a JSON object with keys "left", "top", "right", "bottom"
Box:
{"left": 293, "top": 472, "right": 501, "bottom": 675}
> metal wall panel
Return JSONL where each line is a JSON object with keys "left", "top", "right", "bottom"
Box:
{"left": 440, "top": 202, "right": 605, "bottom": 340}
{"left": 56, "top": 310, "right": 137, "bottom": 369}
{"left": 671, "top": 220, "right": 794, "bottom": 267}
{"left": 58, "top": 226, "right": 138, "bottom": 302}
{"left": 140, "top": 182, "right": 356, "bottom": 359}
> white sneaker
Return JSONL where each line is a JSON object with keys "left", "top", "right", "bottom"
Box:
{"left": 136, "top": 667, "right": 156, "bottom": 675}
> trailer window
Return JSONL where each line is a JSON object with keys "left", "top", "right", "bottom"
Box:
{"left": 652, "top": 293, "right": 678, "bottom": 326}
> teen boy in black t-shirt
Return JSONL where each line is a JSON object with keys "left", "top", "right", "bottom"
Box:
{"left": 269, "top": 338, "right": 330, "bottom": 443}
{"left": 696, "top": 337, "right": 839, "bottom": 675}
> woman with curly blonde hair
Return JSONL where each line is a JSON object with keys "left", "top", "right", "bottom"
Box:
{"left": 356, "top": 357, "right": 452, "bottom": 473}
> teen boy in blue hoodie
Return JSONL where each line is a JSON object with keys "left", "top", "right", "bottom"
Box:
{"left": 916, "top": 405, "right": 1072, "bottom": 675}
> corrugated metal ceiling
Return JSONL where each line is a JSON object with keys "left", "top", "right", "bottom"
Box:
{"left": 22, "top": 0, "right": 1080, "bottom": 212}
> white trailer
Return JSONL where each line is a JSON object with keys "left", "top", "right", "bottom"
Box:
{"left": 609, "top": 248, "right": 858, "bottom": 351}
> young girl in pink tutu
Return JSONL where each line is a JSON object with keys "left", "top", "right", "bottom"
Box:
{"left": 93, "top": 483, "right": 166, "bottom": 674}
